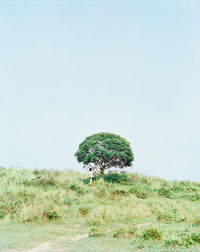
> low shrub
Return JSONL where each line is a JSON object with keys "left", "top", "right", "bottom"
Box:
{"left": 69, "top": 184, "right": 85, "bottom": 195}
{"left": 33, "top": 169, "right": 40, "bottom": 176}
{"left": 157, "top": 184, "right": 173, "bottom": 198}
{"left": 86, "top": 214, "right": 104, "bottom": 226}
{"left": 190, "top": 193, "right": 200, "bottom": 201}
{"left": 164, "top": 237, "right": 180, "bottom": 247}
{"left": 164, "top": 232, "right": 200, "bottom": 248}
{"left": 140, "top": 176, "right": 152, "bottom": 186}
{"left": 0, "top": 190, "right": 27, "bottom": 219}
{"left": 89, "top": 227, "right": 105, "bottom": 237}
{"left": 43, "top": 209, "right": 60, "bottom": 220}
{"left": 19, "top": 204, "right": 61, "bottom": 223}
{"left": 23, "top": 177, "right": 56, "bottom": 187}
{"left": 104, "top": 173, "right": 130, "bottom": 184}
{"left": 142, "top": 227, "right": 162, "bottom": 240}
{"left": 181, "top": 232, "right": 200, "bottom": 247}
{"left": 129, "top": 186, "right": 149, "bottom": 199}
{"left": 157, "top": 182, "right": 200, "bottom": 201}
{"left": 156, "top": 212, "right": 173, "bottom": 222}
{"left": 110, "top": 189, "right": 128, "bottom": 197}
{"left": 113, "top": 225, "right": 137, "bottom": 238}
{"left": 79, "top": 206, "right": 90, "bottom": 217}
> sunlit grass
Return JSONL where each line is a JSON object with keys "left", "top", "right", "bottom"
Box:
{"left": 0, "top": 167, "right": 200, "bottom": 250}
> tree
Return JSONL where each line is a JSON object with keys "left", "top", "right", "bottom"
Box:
{"left": 75, "top": 132, "right": 134, "bottom": 181}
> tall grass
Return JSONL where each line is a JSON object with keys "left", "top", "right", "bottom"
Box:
{"left": 0, "top": 167, "right": 200, "bottom": 249}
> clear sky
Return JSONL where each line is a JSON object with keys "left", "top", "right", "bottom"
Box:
{"left": 0, "top": 0, "right": 199, "bottom": 181}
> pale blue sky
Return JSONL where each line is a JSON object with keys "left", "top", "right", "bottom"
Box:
{"left": 0, "top": 1, "right": 200, "bottom": 181}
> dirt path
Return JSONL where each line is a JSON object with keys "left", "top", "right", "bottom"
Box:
{"left": 136, "top": 222, "right": 151, "bottom": 227}
{"left": 19, "top": 222, "right": 151, "bottom": 252}
{"left": 25, "top": 241, "right": 53, "bottom": 252}
{"left": 24, "top": 233, "right": 89, "bottom": 252}
{"left": 65, "top": 234, "right": 88, "bottom": 242}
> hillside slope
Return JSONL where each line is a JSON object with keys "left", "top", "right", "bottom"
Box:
{"left": 0, "top": 167, "right": 200, "bottom": 251}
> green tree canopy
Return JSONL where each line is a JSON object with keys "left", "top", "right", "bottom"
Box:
{"left": 75, "top": 132, "right": 134, "bottom": 179}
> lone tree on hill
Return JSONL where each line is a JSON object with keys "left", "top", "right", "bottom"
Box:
{"left": 75, "top": 132, "right": 134, "bottom": 181}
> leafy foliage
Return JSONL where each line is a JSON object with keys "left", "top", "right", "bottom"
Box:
{"left": 113, "top": 225, "right": 137, "bottom": 238}
{"left": 142, "top": 227, "right": 162, "bottom": 240}
{"left": 88, "top": 227, "right": 105, "bottom": 237}
{"left": 164, "top": 232, "right": 200, "bottom": 248}
{"left": 78, "top": 206, "right": 90, "bottom": 217}
{"left": 75, "top": 132, "right": 134, "bottom": 176}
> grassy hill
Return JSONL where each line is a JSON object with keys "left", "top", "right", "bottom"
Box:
{"left": 0, "top": 167, "right": 200, "bottom": 251}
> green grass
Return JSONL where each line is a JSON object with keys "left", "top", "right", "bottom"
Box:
{"left": 0, "top": 223, "right": 72, "bottom": 250}
{"left": 0, "top": 167, "right": 200, "bottom": 251}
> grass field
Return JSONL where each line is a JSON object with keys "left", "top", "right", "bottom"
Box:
{"left": 0, "top": 167, "right": 200, "bottom": 251}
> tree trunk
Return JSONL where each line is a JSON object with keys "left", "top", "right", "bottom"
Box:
{"left": 100, "top": 174, "right": 104, "bottom": 182}
{"left": 100, "top": 168, "right": 105, "bottom": 182}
